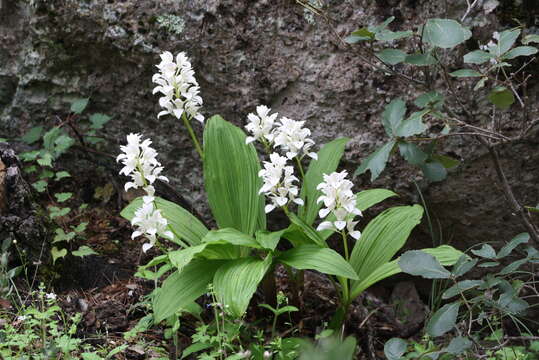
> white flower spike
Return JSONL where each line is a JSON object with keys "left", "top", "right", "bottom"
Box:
{"left": 273, "top": 117, "right": 317, "bottom": 160}
{"left": 152, "top": 51, "right": 204, "bottom": 123}
{"left": 316, "top": 170, "right": 362, "bottom": 240}
{"left": 258, "top": 153, "right": 304, "bottom": 213}
{"left": 131, "top": 201, "right": 173, "bottom": 253}
{"left": 116, "top": 133, "right": 169, "bottom": 201}
{"left": 245, "top": 105, "right": 278, "bottom": 145}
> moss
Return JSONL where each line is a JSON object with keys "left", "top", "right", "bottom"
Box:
{"left": 156, "top": 14, "right": 185, "bottom": 35}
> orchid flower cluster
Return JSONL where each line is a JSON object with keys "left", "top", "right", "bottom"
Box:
{"left": 117, "top": 133, "right": 173, "bottom": 252}
{"left": 245, "top": 105, "right": 317, "bottom": 213}
{"left": 316, "top": 170, "right": 362, "bottom": 240}
{"left": 152, "top": 51, "right": 204, "bottom": 123}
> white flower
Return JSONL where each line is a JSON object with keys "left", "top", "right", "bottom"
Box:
{"left": 152, "top": 51, "right": 204, "bottom": 123}
{"left": 17, "top": 315, "right": 27, "bottom": 321}
{"left": 116, "top": 133, "right": 169, "bottom": 196}
{"left": 131, "top": 201, "right": 173, "bottom": 252}
{"left": 245, "top": 105, "right": 278, "bottom": 145}
{"left": 316, "top": 171, "right": 362, "bottom": 239}
{"left": 273, "top": 117, "right": 317, "bottom": 160}
{"left": 258, "top": 153, "right": 304, "bottom": 213}
{"left": 45, "top": 293, "right": 57, "bottom": 300}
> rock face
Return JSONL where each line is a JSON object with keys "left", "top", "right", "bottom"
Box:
{"left": 0, "top": 142, "right": 48, "bottom": 262}
{"left": 0, "top": 0, "right": 537, "bottom": 249}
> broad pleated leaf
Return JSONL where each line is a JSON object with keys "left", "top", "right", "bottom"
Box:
{"left": 202, "top": 228, "right": 261, "bottom": 249}
{"left": 350, "top": 245, "right": 462, "bottom": 299}
{"left": 121, "top": 196, "right": 208, "bottom": 247}
{"left": 255, "top": 229, "right": 286, "bottom": 251}
{"left": 298, "top": 138, "right": 350, "bottom": 226}
{"left": 288, "top": 213, "right": 326, "bottom": 247}
{"left": 278, "top": 244, "right": 358, "bottom": 280}
{"left": 213, "top": 256, "right": 272, "bottom": 317}
{"left": 204, "top": 115, "right": 265, "bottom": 235}
{"left": 168, "top": 244, "right": 208, "bottom": 271}
{"left": 349, "top": 205, "right": 423, "bottom": 296}
{"left": 153, "top": 260, "right": 224, "bottom": 322}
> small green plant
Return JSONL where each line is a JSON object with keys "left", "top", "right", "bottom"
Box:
{"left": 0, "top": 237, "right": 22, "bottom": 298}
{"left": 0, "top": 284, "right": 127, "bottom": 359}
{"left": 18, "top": 98, "right": 108, "bottom": 263}
{"left": 259, "top": 292, "right": 298, "bottom": 339}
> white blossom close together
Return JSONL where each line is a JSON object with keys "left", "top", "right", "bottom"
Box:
{"left": 245, "top": 105, "right": 278, "bottom": 145}
{"left": 45, "top": 293, "right": 57, "bottom": 300}
{"left": 131, "top": 201, "right": 173, "bottom": 253}
{"left": 479, "top": 31, "right": 500, "bottom": 64}
{"left": 316, "top": 170, "right": 362, "bottom": 240}
{"left": 273, "top": 117, "right": 318, "bottom": 160}
{"left": 117, "top": 133, "right": 172, "bottom": 252}
{"left": 258, "top": 153, "right": 304, "bottom": 213}
{"left": 116, "top": 133, "right": 169, "bottom": 201}
{"left": 152, "top": 51, "right": 204, "bottom": 123}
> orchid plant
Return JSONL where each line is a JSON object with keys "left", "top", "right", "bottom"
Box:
{"left": 119, "top": 51, "right": 462, "bottom": 330}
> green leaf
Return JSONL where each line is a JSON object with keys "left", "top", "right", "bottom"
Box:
{"left": 202, "top": 228, "right": 261, "bottom": 249}
{"left": 72, "top": 246, "right": 98, "bottom": 257}
{"left": 32, "top": 180, "right": 48, "bottom": 193}
{"left": 420, "top": 161, "right": 447, "bottom": 182}
{"left": 445, "top": 336, "right": 472, "bottom": 355}
{"left": 345, "top": 28, "right": 375, "bottom": 43}
{"left": 375, "top": 49, "right": 407, "bottom": 65}
{"left": 349, "top": 205, "right": 423, "bottom": 298}
{"left": 71, "top": 98, "right": 89, "bottom": 114}
{"left": 432, "top": 154, "right": 460, "bottom": 169}
{"left": 382, "top": 99, "right": 406, "bottom": 137}
{"left": 522, "top": 34, "right": 539, "bottom": 45}
{"left": 53, "top": 228, "right": 76, "bottom": 243}
{"left": 395, "top": 110, "right": 429, "bottom": 137}
{"left": 37, "top": 152, "right": 53, "bottom": 167}
{"left": 422, "top": 19, "right": 472, "bottom": 48}
{"left": 426, "top": 302, "right": 460, "bottom": 337}
{"left": 452, "top": 255, "right": 477, "bottom": 277}
{"left": 488, "top": 86, "right": 515, "bottom": 109}
{"left": 298, "top": 138, "right": 349, "bottom": 225}
{"left": 497, "top": 233, "right": 529, "bottom": 258}
{"left": 369, "top": 17, "right": 395, "bottom": 33}
{"left": 121, "top": 196, "right": 208, "bottom": 247}
{"left": 55, "top": 171, "right": 71, "bottom": 180}
{"left": 153, "top": 260, "right": 224, "bottom": 323}
{"left": 399, "top": 250, "right": 451, "bottom": 279}
{"left": 526, "top": 206, "right": 539, "bottom": 213}
{"left": 497, "top": 293, "right": 528, "bottom": 314}
{"left": 442, "top": 280, "right": 484, "bottom": 299}
{"left": 351, "top": 245, "right": 462, "bottom": 303}
{"left": 49, "top": 206, "right": 71, "bottom": 218}
{"left": 399, "top": 142, "right": 428, "bottom": 165}
{"left": 89, "top": 113, "right": 111, "bottom": 129}
{"left": 168, "top": 244, "right": 208, "bottom": 272}
{"left": 414, "top": 91, "right": 444, "bottom": 108}
{"left": 495, "top": 28, "right": 521, "bottom": 56}
{"left": 288, "top": 213, "right": 326, "bottom": 247}
{"left": 384, "top": 338, "right": 408, "bottom": 360}
{"left": 503, "top": 45, "right": 538, "bottom": 59}
{"left": 404, "top": 53, "right": 438, "bottom": 65}
{"left": 499, "top": 258, "right": 528, "bottom": 275}
{"left": 21, "top": 126, "right": 43, "bottom": 144}
{"left": 278, "top": 244, "right": 358, "bottom": 280}
{"left": 54, "top": 192, "right": 73, "bottom": 203}
{"left": 376, "top": 30, "right": 413, "bottom": 42}
{"left": 355, "top": 140, "right": 396, "bottom": 182}
{"left": 474, "top": 77, "right": 488, "bottom": 91}
{"left": 204, "top": 115, "right": 265, "bottom": 235}
{"left": 72, "top": 222, "right": 88, "bottom": 233}
{"left": 214, "top": 256, "right": 272, "bottom": 317}
{"left": 356, "top": 188, "right": 398, "bottom": 212}
{"left": 181, "top": 343, "right": 213, "bottom": 359}
{"left": 471, "top": 244, "right": 497, "bottom": 259}
{"left": 464, "top": 50, "right": 494, "bottom": 64}
{"left": 255, "top": 230, "right": 285, "bottom": 251}
{"left": 449, "top": 69, "right": 483, "bottom": 77}
{"left": 51, "top": 247, "right": 67, "bottom": 264}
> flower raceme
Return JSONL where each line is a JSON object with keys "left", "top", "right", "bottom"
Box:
{"left": 316, "top": 170, "right": 362, "bottom": 240}
{"left": 258, "top": 153, "right": 304, "bottom": 213}
{"left": 244, "top": 105, "right": 317, "bottom": 160}
{"left": 152, "top": 51, "right": 204, "bottom": 123}
{"left": 117, "top": 133, "right": 172, "bottom": 252}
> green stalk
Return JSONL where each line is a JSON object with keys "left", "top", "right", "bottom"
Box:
{"left": 294, "top": 156, "right": 305, "bottom": 180}
{"left": 182, "top": 112, "right": 204, "bottom": 160}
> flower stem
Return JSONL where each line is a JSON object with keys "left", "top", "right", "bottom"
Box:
{"left": 182, "top": 113, "right": 204, "bottom": 160}
{"left": 295, "top": 156, "right": 305, "bottom": 180}
{"left": 341, "top": 230, "right": 349, "bottom": 261}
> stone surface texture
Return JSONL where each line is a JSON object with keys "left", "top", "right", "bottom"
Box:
{"left": 0, "top": 0, "right": 537, "bottom": 250}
